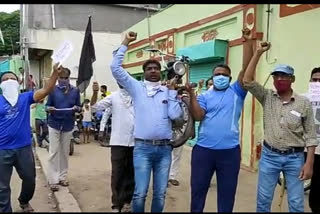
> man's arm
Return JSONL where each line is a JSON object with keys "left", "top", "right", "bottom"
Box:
{"left": 33, "top": 63, "right": 61, "bottom": 102}
{"left": 300, "top": 100, "right": 318, "bottom": 180}
{"left": 184, "top": 83, "right": 205, "bottom": 121}
{"left": 110, "top": 32, "right": 140, "bottom": 97}
{"left": 91, "top": 92, "right": 113, "bottom": 113}
{"left": 100, "top": 107, "right": 112, "bottom": 132}
{"left": 242, "top": 42, "right": 271, "bottom": 105}
{"left": 73, "top": 89, "right": 82, "bottom": 112}
{"left": 167, "top": 90, "right": 183, "bottom": 120}
{"left": 238, "top": 28, "right": 255, "bottom": 89}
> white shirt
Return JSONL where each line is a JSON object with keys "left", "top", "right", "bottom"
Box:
{"left": 93, "top": 89, "right": 134, "bottom": 147}
{"left": 82, "top": 105, "right": 92, "bottom": 122}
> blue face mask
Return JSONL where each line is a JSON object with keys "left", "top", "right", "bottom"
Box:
{"left": 57, "top": 79, "right": 69, "bottom": 89}
{"left": 213, "top": 75, "right": 230, "bottom": 90}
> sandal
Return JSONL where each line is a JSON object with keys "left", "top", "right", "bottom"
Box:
{"left": 50, "top": 184, "right": 59, "bottom": 192}
{"left": 59, "top": 180, "right": 69, "bottom": 186}
{"left": 20, "top": 203, "right": 34, "bottom": 212}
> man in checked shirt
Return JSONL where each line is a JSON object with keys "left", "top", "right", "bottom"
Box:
{"left": 243, "top": 41, "right": 318, "bottom": 212}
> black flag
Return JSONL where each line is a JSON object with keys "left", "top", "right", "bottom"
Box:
{"left": 77, "top": 16, "right": 96, "bottom": 93}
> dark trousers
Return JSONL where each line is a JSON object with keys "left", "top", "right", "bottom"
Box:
{"left": 0, "top": 145, "right": 36, "bottom": 212}
{"left": 111, "top": 146, "right": 135, "bottom": 210}
{"left": 35, "top": 119, "right": 48, "bottom": 146}
{"left": 309, "top": 154, "right": 320, "bottom": 213}
{"left": 191, "top": 144, "right": 240, "bottom": 213}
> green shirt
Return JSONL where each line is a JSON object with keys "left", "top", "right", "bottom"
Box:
{"left": 35, "top": 103, "right": 47, "bottom": 120}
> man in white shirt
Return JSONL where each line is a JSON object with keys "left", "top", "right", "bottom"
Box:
{"left": 90, "top": 82, "right": 134, "bottom": 213}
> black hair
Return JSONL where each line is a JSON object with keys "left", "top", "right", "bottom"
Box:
{"left": 142, "top": 59, "right": 161, "bottom": 72}
{"left": 62, "top": 68, "right": 71, "bottom": 76}
{"left": 213, "top": 64, "right": 231, "bottom": 74}
{"left": 0, "top": 71, "right": 19, "bottom": 82}
{"left": 101, "top": 85, "right": 107, "bottom": 90}
{"left": 84, "top": 99, "right": 90, "bottom": 103}
{"left": 311, "top": 67, "right": 320, "bottom": 79}
{"left": 205, "top": 76, "right": 213, "bottom": 88}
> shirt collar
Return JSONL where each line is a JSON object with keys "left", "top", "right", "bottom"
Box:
{"left": 272, "top": 90, "right": 296, "bottom": 103}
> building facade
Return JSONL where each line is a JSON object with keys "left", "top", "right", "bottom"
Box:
{"left": 122, "top": 4, "right": 320, "bottom": 170}
{"left": 20, "top": 4, "right": 164, "bottom": 94}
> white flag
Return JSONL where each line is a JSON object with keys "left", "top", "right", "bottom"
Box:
{"left": 0, "top": 28, "right": 4, "bottom": 45}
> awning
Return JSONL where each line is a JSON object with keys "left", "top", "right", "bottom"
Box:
{"left": 177, "top": 39, "right": 228, "bottom": 64}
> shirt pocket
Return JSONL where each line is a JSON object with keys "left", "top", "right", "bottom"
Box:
{"left": 162, "top": 99, "right": 168, "bottom": 119}
{"left": 285, "top": 110, "right": 303, "bottom": 132}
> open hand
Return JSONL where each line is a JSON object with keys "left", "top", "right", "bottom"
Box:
{"left": 47, "top": 106, "right": 56, "bottom": 113}
{"left": 299, "top": 162, "right": 313, "bottom": 180}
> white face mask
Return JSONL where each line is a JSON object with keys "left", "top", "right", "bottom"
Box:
{"left": 143, "top": 80, "right": 161, "bottom": 97}
{"left": 0, "top": 79, "right": 20, "bottom": 106}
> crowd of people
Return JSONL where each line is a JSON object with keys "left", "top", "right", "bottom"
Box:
{"left": 0, "top": 28, "right": 319, "bottom": 213}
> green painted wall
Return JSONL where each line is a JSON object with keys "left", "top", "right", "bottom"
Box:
{"left": 122, "top": 4, "right": 320, "bottom": 170}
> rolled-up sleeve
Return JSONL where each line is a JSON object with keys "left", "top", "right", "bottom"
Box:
{"left": 243, "top": 81, "right": 269, "bottom": 105}
{"left": 100, "top": 107, "right": 112, "bottom": 132}
{"left": 168, "top": 90, "right": 183, "bottom": 120}
{"left": 303, "top": 100, "right": 319, "bottom": 147}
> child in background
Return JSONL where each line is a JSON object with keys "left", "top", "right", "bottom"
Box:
{"left": 82, "top": 99, "right": 92, "bottom": 144}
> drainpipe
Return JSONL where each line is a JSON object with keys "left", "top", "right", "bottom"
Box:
{"left": 51, "top": 4, "right": 56, "bottom": 29}
{"left": 263, "top": 4, "right": 277, "bottom": 87}
{"left": 265, "top": 4, "right": 276, "bottom": 64}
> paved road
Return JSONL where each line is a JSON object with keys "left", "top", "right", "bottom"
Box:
{"left": 63, "top": 140, "right": 311, "bottom": 212}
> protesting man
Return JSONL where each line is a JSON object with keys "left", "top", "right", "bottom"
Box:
{"left": 0, "top": 64, "right": 62, "bottom": 212}
{"left": 46, "top": 67, "right": 81, "bottom": 192}
{"left": 185, "top": 28, "right": 254, "bottom": 212}
{"left": 305, "top": 67, "right": 320, "bottom": 213}
{"left": 243, "top": 42, "right": 318, "bottom": 212}
{"left": 91, "top": 82, "right": 134, "bottom": 212}
{"left": 100, "top": 84, "right": 111, "bottom": 99}
{"left": 110, "top": 31, "right": 183, "bottom": 212}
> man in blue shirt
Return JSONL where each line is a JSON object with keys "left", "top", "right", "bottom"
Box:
{"left": 107, "top": 31, "right": 183, "bottom": 212}
{"left": 0, "top": 64, "right": 63, "bottom": 212}
{"left": 185, "top": 29, "right": 254, "bottom": 212}
{"left": 45, "top": 67, "right": 81, "bottom": 192}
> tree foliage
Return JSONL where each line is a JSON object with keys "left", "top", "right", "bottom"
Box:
{"left": 0, "top": 10, "right": 20, "bottom": 56}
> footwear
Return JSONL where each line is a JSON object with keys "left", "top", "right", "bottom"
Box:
{"left": 20, "top": 203, "right": 34, "bottom": 212}
{"left": 122, "top": 203, "right": 131, "bottom": 213}
{"left": 168, "top": 179, "right": 180, "bottom": 186}
{"left": 50, "top": 184, "right": 59, "bottom": 192}
{"left": 111, "top": 208, "right": 120, "bottom": 212}
{"left": 59, "top": 180, "right": 69, "bottom": 186}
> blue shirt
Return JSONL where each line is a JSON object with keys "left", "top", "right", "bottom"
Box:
{"left": 46, "top": 85, "right": 81, "bottom": 132}
{"left": 0, "top": 91, "right": 35, "bottom": 150}
{"left": 197, "top": 81, "right": 247, "bottom": 149}
{"left": 110, "top": 45, "right": 183, "bottom": 140}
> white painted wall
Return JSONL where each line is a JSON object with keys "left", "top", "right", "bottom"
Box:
{"left": 28, "top": 29, "right": 123, "bottom": 97}
{"left": 29, "top": 60, "right": 40, "bottom": 87}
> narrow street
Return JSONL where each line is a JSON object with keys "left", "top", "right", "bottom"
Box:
{"left": 63, "top": 140, "right": 311, "bottom": 212}
{"left": 10, "top": 157, "right": 58, "bottom": 212}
